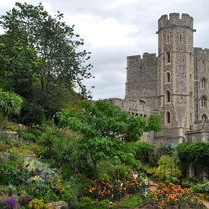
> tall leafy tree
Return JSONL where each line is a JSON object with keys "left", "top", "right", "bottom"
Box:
{"left": 56, "top": 100, "right": 162, "bottom": 173}
{"left": 0, "top": 2, "right": 92, "bottom": 124}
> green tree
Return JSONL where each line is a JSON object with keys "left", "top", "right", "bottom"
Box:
{"left": 0, "top": 2, "right": 92, "bottom": 124}
{"left": 0, "top": 89, "right": 23, "bottom": 127}
{"left": 57, "top": 100, "right": 162, "bottom": 141}
{"left": 56, "top": 100, "right": 162, "bottom": 174}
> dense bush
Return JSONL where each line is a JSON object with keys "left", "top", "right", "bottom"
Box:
{"left": 154, "top": 155, "right": 181, "bottom": 182}
{"left": 146, "top": 182, "right": 205, "bottom": 208}
{"left": 176, "top": 142, "right": 209, "bottom": 176}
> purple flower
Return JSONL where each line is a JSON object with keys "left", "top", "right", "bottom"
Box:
{"left": 40, "top": 179, "right": 46, "bottom": 183}
{"left": 20, "top": 196, "right": 32, "bottom": 205}
{"left": 3, "top": 197, "right": 19, "bottom": 209}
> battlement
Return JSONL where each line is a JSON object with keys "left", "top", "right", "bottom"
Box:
{"left": 127, "top": 53, "right": 156, "bottom": 65}
{"left": 158, "top": 13, "right": 193, "bottom": 31}
{"left": 194, "top": 47, "right": 209, "bottom": 59}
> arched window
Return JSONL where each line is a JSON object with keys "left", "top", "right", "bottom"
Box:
{"left": 202, "top": 114, "right": 208, "bottom": 121}
{"left": 166, "top": 72, "right": 171, "bottom": 83}
{"left": 166, "top": 111, "right": 171, "bottom": 124}
{"left": 166, "top": 90, "right": 171, "bottom": 102}
{"left": 201, "top": 78, "right": 207, "bottom": 89}
{"left": 201, "top": 96, "right": 207, "bottom": 107}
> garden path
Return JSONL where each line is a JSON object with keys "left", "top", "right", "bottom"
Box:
{"left": 204, "top": 201, "right": 209, "bottom": 209}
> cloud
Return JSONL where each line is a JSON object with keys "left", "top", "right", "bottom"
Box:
{"left": 1, "top": 0, "right": 209, "bottom": 100}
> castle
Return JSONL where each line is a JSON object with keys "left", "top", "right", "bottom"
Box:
{"left": 111, "top": 13, "right": 209, "bottom": 145}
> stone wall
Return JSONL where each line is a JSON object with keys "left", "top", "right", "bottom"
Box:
{"left": 125, "top": 53, "right": 158, "bottom": 111}
{"left": 119, "top": 13, "right": 209, "bottom": 144}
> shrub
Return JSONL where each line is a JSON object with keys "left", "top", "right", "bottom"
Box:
{"left": 87, "top": 170, "right": 148, "bottom": 201}
{"left": 28, "top": 199, "right": 50, "bottom": 209}
{"left": 146, "top": 182, "right": 205, "bottom": 208}
{"left": 1, "top": 197, "right": 19, "bottom": 209}
{"left": 154, "top": 155, "right": 181, "bottom": 182}
{"left": 192, "top": 182, "right": 209, "bottom": 194}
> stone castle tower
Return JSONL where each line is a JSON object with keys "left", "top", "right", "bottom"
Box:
{"left": 156, "top": 13, "right": 195, "bottom": 143}
{"left": 112, "top": 13, "right": 209, "bottom": 144}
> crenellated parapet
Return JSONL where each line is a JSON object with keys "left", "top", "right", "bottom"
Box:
{"left": 127, "top": 53, "right": 156, "bottom": 69}
{"left": 157, "top": 13, "right": 194, "bottom": 33}
{"left": 194, "top": 47, "right": 209, "bottom": 61}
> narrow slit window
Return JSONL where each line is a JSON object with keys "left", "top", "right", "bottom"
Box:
{"left": 179, "top": 34, "right": 183, "bottom": 43}
{"left": 166, "top": 52, "right": 171, "bottom": 64}
{"left": 166, "top": 90, "right": 171, "bottom": 102}
{"left": 166, "top": 111, "right": 171, "bottom": 124}
{"left": 166, "top": 72, "right": 171, "bottom": 82}
{"left": 166, "top": 33, "right": 170, "bottom": 44}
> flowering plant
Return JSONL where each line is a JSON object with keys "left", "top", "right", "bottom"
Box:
{"left": 146, "top": 182, "right": 205, "bottom": 208}
{"left": 88, "top": 170, "right": 149, "bottom": 200}
{"left": 1, "top": 197, "right": 19, "bottom": 209}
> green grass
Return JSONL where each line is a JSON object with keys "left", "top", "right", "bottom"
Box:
{"left": 116, "top": 194, "right": 142, "bottom": 208}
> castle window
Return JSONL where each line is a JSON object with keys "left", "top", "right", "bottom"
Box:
{"left": 201, "top": 78, "right": 207, "bottom": 89}
{"left": 166, "top": 33, "right": 170, "bottom": 44}
{"left": 166, "top": 90, "right": 171, "bottom": 102}
{"left": 190, "top": 92, "right": 193, "bottom": 103}
{"left": 202, "top": 114, "right": 208, "bottom": 121}
{"left": 190, "top": 74, "right": 192, "bottom": 83}
{"left": 166, "top": 72, "right": 171, "bottom": 82}
{"left": 201, "top": 96, "right": 207, "bottom": 107}
{"left": 166, "top": 111, "right": 171, "bottom": 124}
{"left": 179, "top": 33, "right": 183, "bottom": 43}
{"left": 166, "top": 52, "right": 171, "bottom": 64}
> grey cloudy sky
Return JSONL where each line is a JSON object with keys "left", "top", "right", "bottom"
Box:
{"left": 1, "top": 0, "right": 209, "bottom": 100}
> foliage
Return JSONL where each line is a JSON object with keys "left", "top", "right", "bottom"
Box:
{"left": 0, "top": 2, "right": 92, "bottom": 124}
{"left": 176, "top": 142, "right": 209, "bottom": 176}
{"left": 192, "top": 181, "right": 209, "bottom": 194}
{"left": 0, "top": 163, "right": 30, "bottom": 185}
{"left": 19, "top": 126, "right": 42, "bottom": 142}
{"left": 19, "top": 157, "right": 62, "bottom": 200}
{"left": 87, "top": 170, "right": 148, "bottom": 201}
{"left": 154, "top": 155, "right": 181, "bottom": 182}
{"left": 0, "top": 89, "right": 23, "bottom": 127}
{"left": 56, "top": 100, "right": 162, "bottom": 141}
{"left": 79, "top": 197, "right": 117, "bottom": 209}
{"left": 155, "top": 143, "right": 174, "bottom": 159}
{"left": 56, "top": 100, "right": 161, "bottom": 176}
{"left": 28, "top": 199, "right": 51, "bottom": 209}
{"left": 146, "top": 182, "right": 205, "bottom": 208}
{"left": 0, "top": 197, "right": 19, "bottom": 209}
{"left": 116, "top": 195, "right": 139, "bottom": 208}
{"left": 130, "top": 141, "right": 155, "bottom": 164}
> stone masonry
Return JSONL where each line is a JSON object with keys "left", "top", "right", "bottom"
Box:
{"left": 112, "top": 13, "right": 209, "bottom": 145}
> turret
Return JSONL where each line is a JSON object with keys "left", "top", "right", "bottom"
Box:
{"left": 157, "top": 13, "right": 195, "bottom": 143}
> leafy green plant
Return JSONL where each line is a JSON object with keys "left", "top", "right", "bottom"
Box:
{"left": 147, "top": 182, "right": 205, "bottom": 209}
{"left": 176, "top": 142, "right": 209, "bottom": 177}
{"left": 0, "top": 1, "right": 92, "bottom": 124}
{"left": 0, "top": 89, "right": 23, "bottom": 128}
{"left": 28, "top": 199, "right": 50, "bottom": 209}
{"left": 130, "top": 141, "right": 155, "bottom": 164}
{"left": 154, "top": 155, "right": 181, "bottom": 182}
{"left": 192, "top": 182, "right": 209, "bottom": 194}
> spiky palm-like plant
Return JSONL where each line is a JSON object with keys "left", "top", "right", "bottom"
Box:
{"left": 0, "top": 89, "right": 23, "bottom": 128}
